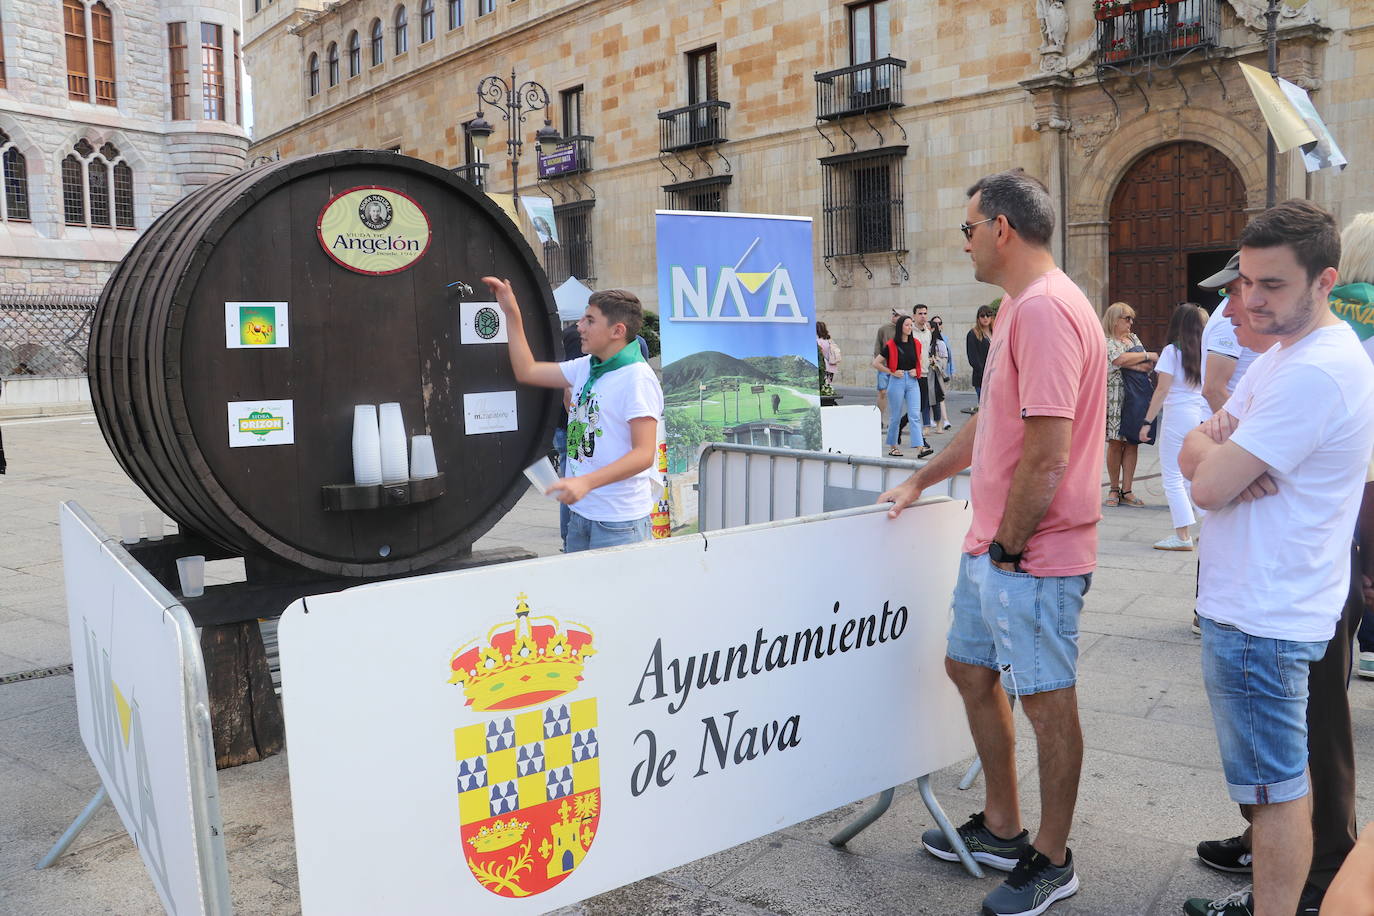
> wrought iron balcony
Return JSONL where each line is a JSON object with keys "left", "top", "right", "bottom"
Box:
{"left": 537, "top": 135, "right": 594, "bottom": 179}
{"left": 452, "top": 162, "right": 489, "bottom": 191}
{"left": 1095, "top": 0, "right": 1220, "bottom": 68}
{"left": 658, "top": 100, "right": 731, "bottom": 153}
{"left": 814, "top": 57, "right": 906, "bottom": 121}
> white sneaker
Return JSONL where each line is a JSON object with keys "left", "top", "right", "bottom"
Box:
{"left": 1154, "top": 534, "right": 1194, "bottom": 551}
{"left": 942, "top": 422, "right": 953, "bottom": 430}
{"left": 1359, "top": 652, "right": 1374, "bottom": 680}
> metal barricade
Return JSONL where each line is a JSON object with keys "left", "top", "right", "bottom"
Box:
{"left": 697, "top": 442, "right": 970, "bottom": 532}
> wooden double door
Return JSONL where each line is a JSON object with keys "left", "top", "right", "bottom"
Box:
{"left": 1108, "top": 142, "right": 1246, "bottom": 350}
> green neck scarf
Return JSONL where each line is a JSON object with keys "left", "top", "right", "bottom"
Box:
{"left": 577, "top": 341, "right": 644, "bottom": 406}
{"left": 1332, "top": 282, "right": 1374, "bottom": 342}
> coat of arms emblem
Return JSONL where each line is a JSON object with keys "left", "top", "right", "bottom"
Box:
{"left": 448, "top": 594, "right": 599, "bottom": 898}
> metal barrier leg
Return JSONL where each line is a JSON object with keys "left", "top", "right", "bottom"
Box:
{"left": 957, "top": 757, "right": 984, "bottom": 790}
{"left": 35, "top": 785, "right": 108, "bottom": 869}
{"left": 828, "top": 786, "right": 895, "bottom": 847}
{"left": 918, "top": 774, "right": 984, "bottom": 878}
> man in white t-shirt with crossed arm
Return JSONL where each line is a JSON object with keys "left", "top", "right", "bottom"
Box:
{"left": 1180, "top": 201, "right": 1374, "bottom": 916}
{"left": 483, "top": 277, "right": 664, "bottom": 552}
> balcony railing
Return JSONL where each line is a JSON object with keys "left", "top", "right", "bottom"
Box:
{"left": 452, "top": 162, "right": 489, "bottom": 191}
{"left": 814, "top": 57, "right": 906, "bottom": 121}
{"left": 1095, "top": 0, "right": 1220, "bottom": 68}
{"left": 537, "top": 135, "right": 594, "bottom": 179}
{"left": 658, "top": 100, "right": 731, "bottom": 153}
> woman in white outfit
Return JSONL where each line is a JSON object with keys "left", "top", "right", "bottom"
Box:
{"left": 1140, "top": 303, "right": 1208, "bottom": 550}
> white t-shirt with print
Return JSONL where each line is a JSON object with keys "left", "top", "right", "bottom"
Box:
{"left": 559, "top": 356, "right": 665, "bottom": 522}
{"left": 1155, "top": 344, "right": 1207, "bottom": 415}
{"left": 1199, "top": 300, "right": 1259, "bottom": 395}
{"left": 1197, "top": 322, "right": 1374, "bottom": 641}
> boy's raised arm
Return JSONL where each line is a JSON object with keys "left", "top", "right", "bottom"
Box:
{"left": 481, "top": 276, "right": 573, "bottom": 389}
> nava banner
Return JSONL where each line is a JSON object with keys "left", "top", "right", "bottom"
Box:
{"left": 655, "top": 211, "right": 821, "bottom": 533}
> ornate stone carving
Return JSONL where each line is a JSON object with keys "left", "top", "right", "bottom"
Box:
{"left": 1225, "top": 0, "right": 1317, "bottom": 32}
{"left": 1036, "top": 0, "right": 1068, "bottom": 72}
{"left": 1070, "top": 114, "right": 1115, "bottom": 157}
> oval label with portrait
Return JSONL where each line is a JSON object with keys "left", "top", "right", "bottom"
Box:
{"left": 316, "top": 185, "right": 432, "bottom": 276}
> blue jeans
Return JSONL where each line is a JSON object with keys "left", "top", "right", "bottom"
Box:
{"left": 885, "top": 373, "right": 925, "bottom": 448}
{"left": 946, "top": 552, "right": 1091, "bottom": 696}
{"left": 1359, "top": 605, "right": 1374, "bottom": 654}
{"left": 565, "top": 512, "right": 651, "bottom": 553}
{"left": 1200, "top": 617, "right": 1327, "bottom": 804}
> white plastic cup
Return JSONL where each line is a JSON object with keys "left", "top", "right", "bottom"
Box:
{"left": 523, "top": 457, "right": 560, "bottom": 498}
{"left": 175, "top": 555, "right": 206, "bottom": 598}
{"left": 352, "top": 405, "right": 383, "bottom": 486}
{"left": 142, "top": 510, "right": 164, "bottom": 541}
{"left": 118, "top": 512, "right": 141, "bottom": 544}
{"left": 378, "top": 402, "right": 409, "bottom": 485}
{"left": 410, "top": 435, "right": 438, "bottom": 479}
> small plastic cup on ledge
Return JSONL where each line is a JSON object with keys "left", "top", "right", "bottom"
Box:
{"left": 175, "top": 555, "right": 206, "bottom": 598}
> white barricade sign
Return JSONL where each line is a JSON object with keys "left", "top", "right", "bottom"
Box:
{"left": 59, "top": 502, "right": 229, "bottom": 915}
{"left": 280, "top": 501, "right": 974, "bottom": 914}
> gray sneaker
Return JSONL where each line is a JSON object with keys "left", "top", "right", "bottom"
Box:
{"left": 982, "top": 847, "right": 1079, "bottom": 916}
{"left": 921, "top": 811, "right": 1030, "bottom": 872}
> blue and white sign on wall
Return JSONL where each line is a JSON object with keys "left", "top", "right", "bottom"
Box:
{"left": 656, "top": 211, "right": 821, "bottom": 532}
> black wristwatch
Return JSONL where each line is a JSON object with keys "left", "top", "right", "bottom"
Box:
{"left": 988, "top": 541, "right": 1023, "bottom": 571}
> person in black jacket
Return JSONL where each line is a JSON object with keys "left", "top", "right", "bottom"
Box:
{"left": 965, "top": 304, "right": 994, "bottom": 409}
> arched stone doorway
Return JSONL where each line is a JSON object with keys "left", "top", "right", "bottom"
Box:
{"left": 1108, "top": 142, "right": 1246, "bottom": 348}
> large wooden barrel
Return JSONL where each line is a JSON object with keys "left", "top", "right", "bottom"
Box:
{"left": 89, "top": 150, "right": 562, "bottom": 577}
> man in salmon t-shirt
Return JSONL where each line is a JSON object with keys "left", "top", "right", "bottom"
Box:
{"left": 880, "top": 169, "right": 1106, "bottom": 916}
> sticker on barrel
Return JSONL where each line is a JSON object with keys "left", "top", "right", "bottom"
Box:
{"left": 225, "top": 302, "right": 290, "bottom": 348}
{"left": 317, "top": 185, "right": 432, "bottom": 276}
{"left": 227, "top": 400, "right": 295, "bottom": 447}
{"left": 449, "top": 595, "right": 600, "bottom": 899}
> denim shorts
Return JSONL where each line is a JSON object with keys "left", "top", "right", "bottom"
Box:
{"left": 1200, "top": 618, "right": 1327, "bottom": 805}
{"left": 946, "top": 552, "right": 1091, "bottom": 696}
{"left": 564, "top": 511, "right": 651, "bottom": 553}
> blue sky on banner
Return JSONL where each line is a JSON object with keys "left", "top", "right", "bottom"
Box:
{"left": 655, "top": 212, "right": 816, "bottom": 364}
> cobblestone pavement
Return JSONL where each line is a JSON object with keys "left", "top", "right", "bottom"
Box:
{"left": 1, "top": 401, "right": 1370, "bottom": 915}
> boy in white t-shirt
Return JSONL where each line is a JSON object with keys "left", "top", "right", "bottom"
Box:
{"left": 1179, "top": 201, "right": 1374, "bottom": 916}
{"left": 482, "top": 278, "right": 664, "bottom": 552}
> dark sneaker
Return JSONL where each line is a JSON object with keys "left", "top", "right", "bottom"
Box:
{"left": 921, "top": 811, "right": 1030, "bottom": 872}
{"left": 982, "top": 846, "right": 1079, "bottom": 916}
{"left": 1183, "top": 887, "right": 1254, "bottom": 916}
{"left": 1196, "top": 835, "right": 1252, "bottom": 873}
{"left": 1296, "top": 882, "right": 1324, "bottom": 915}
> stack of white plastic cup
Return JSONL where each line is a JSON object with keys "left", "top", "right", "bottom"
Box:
{"left": 378, "top": 403, "right": 409, "bottom": 484}
{"left": 410, "top": 435, "right": 439, "bottom": 479}
{"left": 352, "top": 405, "right": 383, "bottom": 486}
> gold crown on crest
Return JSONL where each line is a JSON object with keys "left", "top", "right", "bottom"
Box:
{"left": 466, "top": 817, "right": 529, "bottom": 853}
{"left": 448, "top": 594, "right": 595, "bottom": 712}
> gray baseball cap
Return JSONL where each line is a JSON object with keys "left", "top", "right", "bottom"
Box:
{"left": 1199, "top": 252, "right": 1239, "bottom": 289}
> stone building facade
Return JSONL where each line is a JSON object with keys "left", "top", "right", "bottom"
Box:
{"left": 0, "top": 0, "right": 251, "bottom": 295}
{"left": 245, "top": 0, "right": 1373, "bottom": 387}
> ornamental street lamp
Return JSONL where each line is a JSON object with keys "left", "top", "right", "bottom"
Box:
{"left": 467, "top": 69, "right": 562, "bottom": 206}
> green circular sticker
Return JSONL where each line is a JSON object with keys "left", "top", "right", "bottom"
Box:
{"left": 474, "top": 307, "right": 501, "bottom": 340}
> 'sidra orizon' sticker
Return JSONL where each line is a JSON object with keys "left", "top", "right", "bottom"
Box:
{"left": 227, "top": 400, "right": 295, "bottom": 448}
{"left": 317, "top": 186, "right": 432, "bottom": 276}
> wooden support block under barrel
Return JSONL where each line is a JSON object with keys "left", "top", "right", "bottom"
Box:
{"left": 200, "top": 621, "right": 284, "bottom": 769}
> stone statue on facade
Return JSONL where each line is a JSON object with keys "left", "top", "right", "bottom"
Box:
{"left": 1036, "top": 0, "right": 1069, "bottom": 72}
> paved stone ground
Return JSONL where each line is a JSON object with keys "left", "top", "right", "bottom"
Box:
{"left": 1, "top": 394, "right": 1371, "bottom": 915}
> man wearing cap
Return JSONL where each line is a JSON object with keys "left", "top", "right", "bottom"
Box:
{"left": 1199, "top": 253, "right": 1262, "bottom": 414}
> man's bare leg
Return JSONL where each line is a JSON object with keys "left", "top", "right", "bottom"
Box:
{"left": 946, "top": 658, "right": 1022, "bottom": 838}
{"left": 1251, "top": 795, "right": 1312, "bottom": 916}
{"left": 1019, "top": 686, "right": 1083, "bottom": 864}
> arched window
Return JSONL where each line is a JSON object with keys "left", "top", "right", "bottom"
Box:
{"left": 61, "top": 139, "right": 134, "bottom": 229}
{"left": 0, "top": 131, "right": 30, "bottom": 222}
{"left": 307, "top": 52, "right": 320, "bottom": 96}
{"left": 394, "top": 6, "right": 408, "bottom": 55}
{"left": 327, "top": 42, "right": 339, "bottom": 86}
{"left": 347, "top": 30, "right": 360, "bottom": 76}
{"left": 369, "top": 19, "right": 383, "bottom": 67}
{"left": 419, "top": 0, "right": 433, "bottom": 43}
{"left": 447, "top": 0, "right": 461, "bottom": 30}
